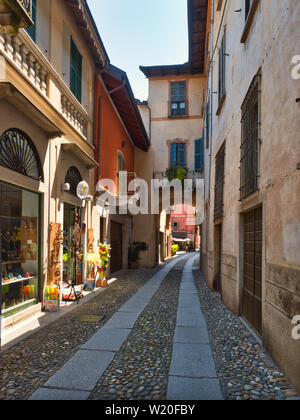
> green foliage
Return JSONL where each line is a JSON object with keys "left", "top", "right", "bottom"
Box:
{"left": 166, "top": 165, "right": 188, "bottom": 182}
{"left": 171, "top": 244, "right": 179, "bottom": 256}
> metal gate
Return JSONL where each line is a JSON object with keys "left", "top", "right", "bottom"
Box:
{"left": 242, "top": 206, "right": 263, "bottom": 335}
{"left": 110, "top": 221, "right": 123, "bottom": 274}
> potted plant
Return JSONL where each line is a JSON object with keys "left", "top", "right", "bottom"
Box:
{"left": 128, "top": 242, "right": 148, "bottom": 269}
{"left": 166, "top": 165, "right": 188, "bottom": 183}
{"left": 171, "top": 244, "right": 179, "bottom": 257}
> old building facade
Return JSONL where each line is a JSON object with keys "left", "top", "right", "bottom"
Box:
{"left": 201, "top": 0, "right": 300, "bottom": 392}
{"left": 0, "top": 0, "right": 108, "bottom": 332}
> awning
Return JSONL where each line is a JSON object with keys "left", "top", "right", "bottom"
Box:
{"left": 172, "top": 238, "right": 193, "bottom": 243}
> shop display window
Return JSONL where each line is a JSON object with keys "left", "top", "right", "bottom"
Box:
{"left": 0, "top": 182, "right": 40, "bottom": 317}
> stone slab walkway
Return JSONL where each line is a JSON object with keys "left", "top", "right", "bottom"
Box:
{"left": 167, "top": 255, "right": 223, "bottom": 400}
{"left": 29, "top": 253, "right": 191, "bottom": 400}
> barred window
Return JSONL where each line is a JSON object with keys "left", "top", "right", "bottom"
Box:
{"left": 214, "top": 143, "right": 225, "bottom": 220}
{"left": 240, "top": 73, "right": 261, "bottom": 200}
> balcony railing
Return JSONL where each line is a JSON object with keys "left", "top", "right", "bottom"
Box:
{"left": 0, "top": 0, "right": 33, "bottom": 29}
{"left": 153, "top": 170, "right": 203, "bottom": 190}
{"left": 0, "top": 30, "right": 89, "bottom": 140}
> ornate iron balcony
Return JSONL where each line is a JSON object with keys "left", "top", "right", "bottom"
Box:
{"left": 0, "top": 0, "right": 33, "bottom": 31}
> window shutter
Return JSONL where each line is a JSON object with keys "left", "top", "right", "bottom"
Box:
{"left": 70, "top": 38, "right": 82, "bottom": 103}
{"left": 170, "top": 143, "right": 177, "bottom": 167}
{"left": 178, "top": 143, "right": 186, "bottom": 167}
{"left": 26, "top": 0, "right": 36, "bottom": 42}
{"left": 218, "top": 31, "right": 226, "bottom": 104}
{"left": 195, "top": 138, "right": 204, "bottom": 172}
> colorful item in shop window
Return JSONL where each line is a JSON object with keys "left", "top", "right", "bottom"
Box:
{"left": 45, "top": 285, "right": 58, "bottom": 301}
{"left": 23, "top": 285, "right": 35, "bottom": 299}
{"left": 44, "top": 299, "right": 59, "bottom": 312}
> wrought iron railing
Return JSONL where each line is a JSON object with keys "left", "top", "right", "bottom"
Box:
{"left": 153, "top": 170, "right": 203, "bottom": 189}
{"left": 18, "top": 0, "right": 32, "bottom": 16}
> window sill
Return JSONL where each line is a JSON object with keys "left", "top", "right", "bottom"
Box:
{"left": 168, "top": 114, "right": 189, "bottom": 119}
{"left": 241, "top": 0, "right": 259, "bottom": 44}
{"left": 216, "top": 93, "right": 226, "bottom": 116}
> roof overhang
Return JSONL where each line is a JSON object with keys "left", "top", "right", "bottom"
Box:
{"left": 62, "top": 142, "right": 99, "bottom": 169}
{"left": 65, "top": 0, "right": 109, "bottom": 68}
{"left": 100, "top": 65, "right": 150, "bottom": 151}
{"left": 140, "top": 0, "right": 209, "bottom": 78}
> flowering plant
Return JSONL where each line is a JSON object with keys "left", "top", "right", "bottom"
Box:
{"left": 98, "top": 243, "right": 111, "bottom": 272}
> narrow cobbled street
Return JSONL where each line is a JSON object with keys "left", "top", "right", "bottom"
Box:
{"left": 0, "top": 253, "right": 298, "bottom": 401}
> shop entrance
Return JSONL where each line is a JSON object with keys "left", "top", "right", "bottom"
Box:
{"left": 63, "top": 203, "right": 82, "bottom": 286}
{"left": 0, "top": 182, "right": 40, "bottom": 318}
{"left": 110, "top": 221, "right": 123, "bottom": 274}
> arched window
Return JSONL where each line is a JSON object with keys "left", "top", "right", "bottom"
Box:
{"left": 65, "top": 166, "right": 82, "bottom": 196}
{"left": 0, "top": 128, "right": 43, "bottom": 181}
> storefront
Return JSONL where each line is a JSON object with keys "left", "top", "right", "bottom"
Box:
{"left": 0, "top": 128, "right": 43, "bottom": 319}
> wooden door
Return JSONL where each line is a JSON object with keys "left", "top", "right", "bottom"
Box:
{"left": 110, "top": 221, "right": 123, "bottom": 274}
{"left": 242, "top": 207, "right": 263, "bottom": 335}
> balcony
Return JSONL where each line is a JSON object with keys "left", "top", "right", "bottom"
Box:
{"left": 0, "top": 0, "right": 33, "bottom": 31}
{"left": 0, "top": 29, "right": 89, "bottom": 140}
{"left": 153, "top": 170, "right": 203, "bottom": 190}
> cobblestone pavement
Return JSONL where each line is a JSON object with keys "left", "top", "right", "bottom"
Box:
{"left": 193, "top": 266, "right": 300, "bottom": 401}
{"left": 89, "top": 256, "right": 189, "bottom": 400}
{"left": 1, "top": 255, "right": 299, "bottom": 401}
{"left": 0, "top": 266, "right": 161, "bottom": 400}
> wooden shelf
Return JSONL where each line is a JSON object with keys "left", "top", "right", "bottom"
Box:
{"left": 2, "top": 260, "right": 25, "bottom": 265}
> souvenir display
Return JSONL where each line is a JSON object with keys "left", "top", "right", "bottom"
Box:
{"left": 0, "top": 182, "right": 40, "bottom": 316}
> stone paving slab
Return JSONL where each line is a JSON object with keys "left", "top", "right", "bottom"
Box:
{"left": 177, "top": 295, "right": 200, "bottom": 308}
{"left": 30, "top": 388, "right": 89, "bottom": 400}
{"left": 169, "top": 342, "right": 218, "bottom": 379}
{"left": 118, "top": 298, "right": 151, "bottom": 313}
{"left": 167, "top": 376, "right": 223, "bottom": 400}
{"left": 44, "top": 350, "right": 115, "bottom": 391}
{"left": 102, "top": 311, "right": 140, "bottom": 329}
{"left": 176, "top": 309, "right": 207, "bottom": 327}
{"left": 81, "top": 327, "right": 131, "bottom": 352}
{"left": 174, "top": 326, "right": 210, "bottom": 344}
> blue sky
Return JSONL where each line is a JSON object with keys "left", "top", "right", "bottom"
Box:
{"left": 87, "top": 0, "right": 189, "bottom": 100}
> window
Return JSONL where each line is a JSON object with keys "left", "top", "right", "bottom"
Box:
{"left": 65, "top": 167, "right": 82, "bottom": 196}
{"left": 26, "top": 0, "right": 36, "bottom": 42}
{"left": 0, "top": 128, "right": 43, "bottom": 181}
{"left": 195, "top": 138, "right": 204, "bottom": 172}
{"left": 70, "top": 38, "right": 82, "bottom": 103}
{"left": 170, "top": 143, "right": 186, "bottom": 167}
{"left": 172, "top": 221, "right": 180, "bottom": 229}
{"left": 218, "top": 31, "right": 226, "bottom": 107}
{"left": 170, "top": 81, "right": 187, "bottom": 116}
{"left": 240, "top": 73, "right": 261, "bottom": 199}
{"left": 214, "top": 144, "right": 225, "bottom": 220}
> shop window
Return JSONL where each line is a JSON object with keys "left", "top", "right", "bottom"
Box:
{"left": 65, "top": 166, "right": 82, "bottom": 196}
{"left": 0, "top": 128, "right": 43, "bottom": 181}
{"left": 0, "top": 182, "right": 40, "bottom": 317}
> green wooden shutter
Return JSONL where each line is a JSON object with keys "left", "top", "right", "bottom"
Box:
{"left": 70, "top": 38, "right": 82, "bottom": 103}
{"left": 170, "top": 143, "right": 177, "bottom": 167}
{"left": 26, "top": 0, "right": 36, "bottom": 42}
{"left": 178, "top": 143, "right": 186, "bottom": 167}
{"left": 195, "top": 138, "right": 204, "bottom": 172}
